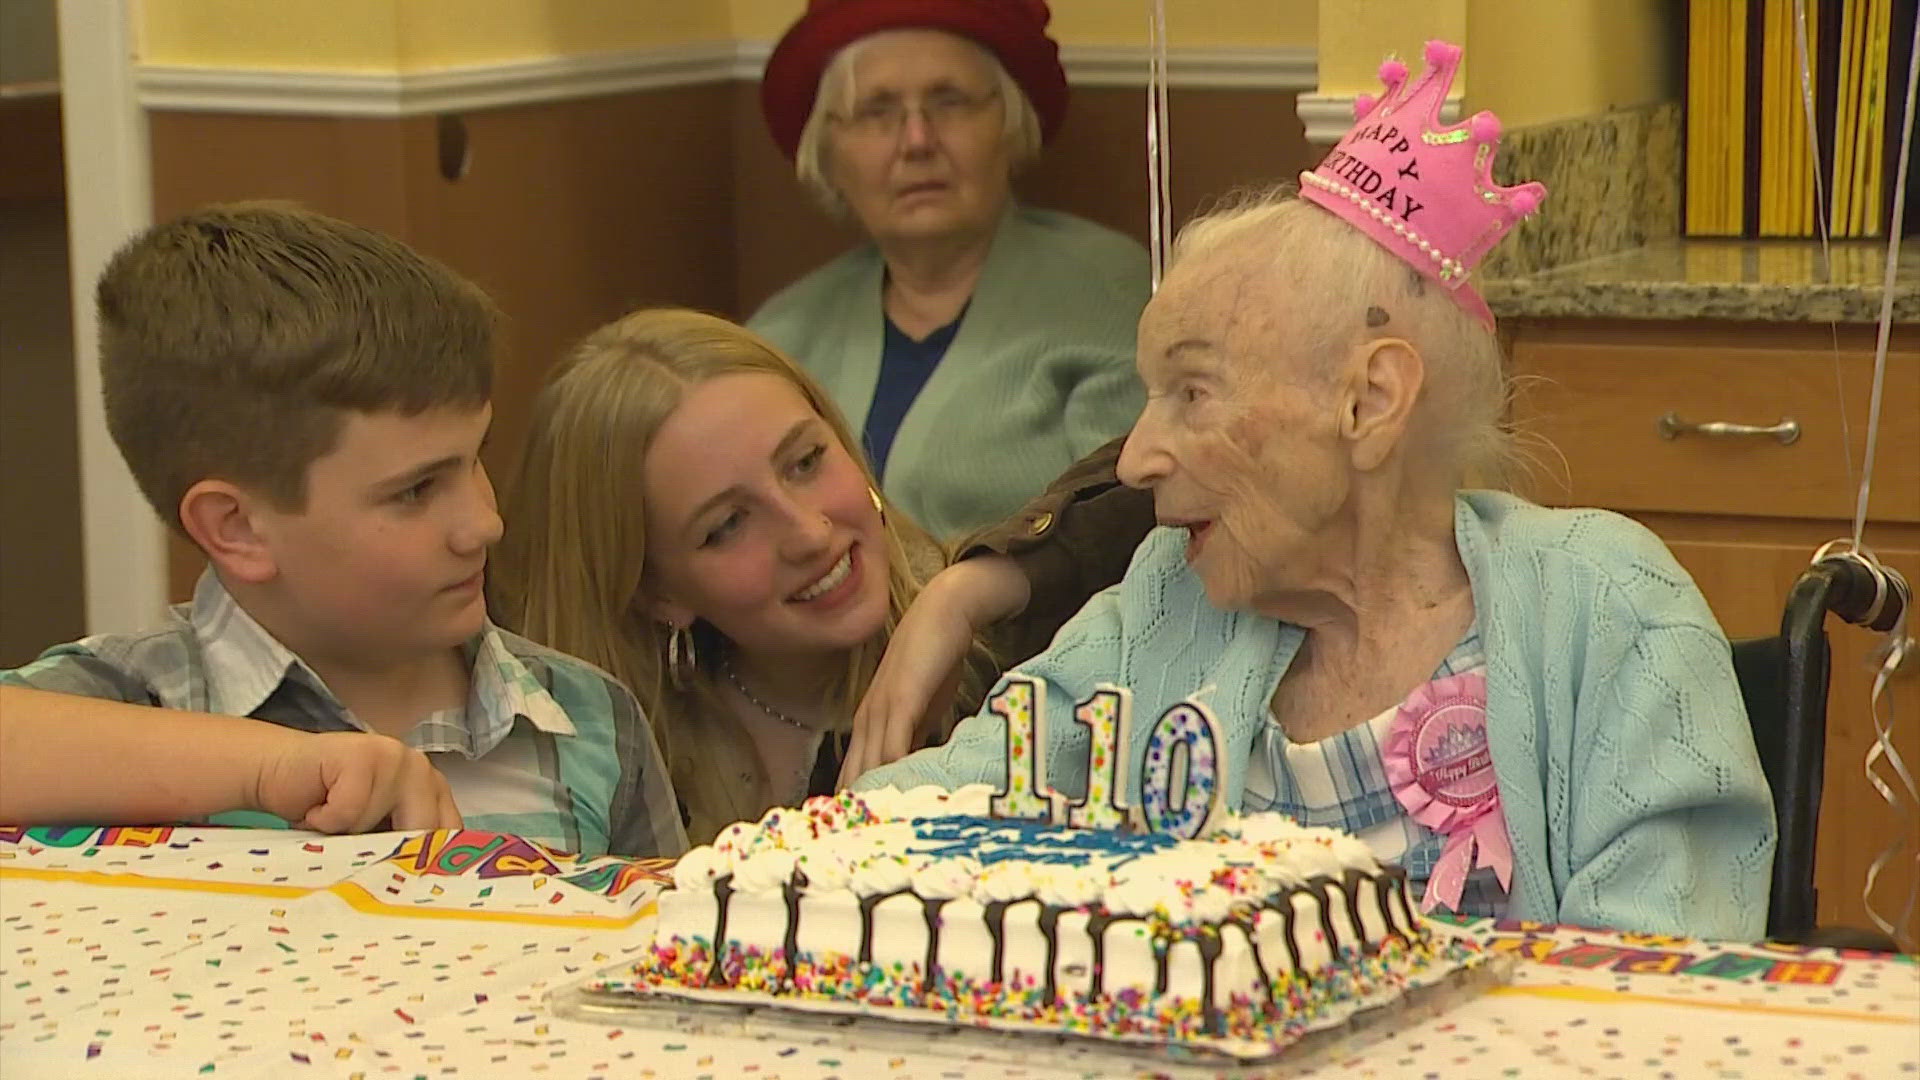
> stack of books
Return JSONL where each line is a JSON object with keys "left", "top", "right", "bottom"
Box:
{"left": 1685, "top": 0, "right": 1917, "bottom": 237}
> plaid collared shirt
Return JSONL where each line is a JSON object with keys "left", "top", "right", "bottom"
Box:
{"left": 1244, "top": 628, "right": 1507, "bottom": 917}
{"left": 2, "top": 572, "right": 686, "bottom": 859}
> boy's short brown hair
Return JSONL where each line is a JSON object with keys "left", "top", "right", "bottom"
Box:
{"left": 97, "top": 202, "right": 498, "bottom": 532}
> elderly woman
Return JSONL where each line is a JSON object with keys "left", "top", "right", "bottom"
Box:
{"left": 853, "top": 45, "right": 1776, "bottom": 941}
{"left": 749, "top": 0, "right": 1149, "bottom": 541}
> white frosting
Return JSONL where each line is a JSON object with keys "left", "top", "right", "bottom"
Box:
{"left": 973, "top": 859, "right": 1043, "bottom": 905}
{"left": 911, "top": 854, "right": 980, "bottom": 899}
{"left": 671, "top": 844, "right": 725, "bottom": 888}
{"left": 732, "top": 847, "right": 799, "bottom": 893}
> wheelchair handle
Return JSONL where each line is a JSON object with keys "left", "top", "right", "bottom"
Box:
{"left": 1657, "top": 411, "right": 1801, "bottom": 445}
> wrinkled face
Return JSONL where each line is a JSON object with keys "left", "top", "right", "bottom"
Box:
{"left": 823, "top": 29, "right": 1013, "bottom": 246}
{"left": 252, "top": 404, "right": 501, "bottom": 658}
{"left": 642, "top": 373, "right": 891, "bottom": 660}
{"left": 1116, "top": 244, "right": 1352, "bottom": 612}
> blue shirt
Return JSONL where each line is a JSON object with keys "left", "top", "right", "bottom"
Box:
{"left": 863, "top": 307, "right": 965, "bottom": 478}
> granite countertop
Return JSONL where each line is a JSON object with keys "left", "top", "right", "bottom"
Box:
{"left": 1484, "top": 238, "right": 1920, "bottom": 323}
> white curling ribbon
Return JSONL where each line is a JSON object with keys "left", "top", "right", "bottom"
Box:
{"left": 1861, "top": 613, "right": 1917, "bottom": 946}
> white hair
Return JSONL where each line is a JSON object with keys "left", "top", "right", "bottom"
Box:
{"left": 793, "top": 30, "right": 1043, "bottom": 218}
{"left": 1171, "top": 187, "right": 1517, "bottom": 486}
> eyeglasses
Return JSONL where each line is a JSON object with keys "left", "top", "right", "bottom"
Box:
{"left": 830, "top": 87, "right": 1001, "bottom": 140}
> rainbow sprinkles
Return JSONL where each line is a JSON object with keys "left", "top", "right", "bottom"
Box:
{"left": 589, "top": 679, "right": 1499, "bottom": 1059}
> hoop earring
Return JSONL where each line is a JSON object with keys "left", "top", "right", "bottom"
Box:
{"left": 869, "top": 487, "right": 884, "bottom": 515}
{"left": 665, "top": 622, "right": 698, "bottom": 689}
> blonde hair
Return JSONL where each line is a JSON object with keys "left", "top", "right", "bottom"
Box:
{"left": 794, "top": 29, "right": 1042, "bottom": 217}
{"left": 490, "top": 308, "right": 960, "bottom": 843}
{"left": 1171, "top": 187, "right": 1516, "bottom": 486}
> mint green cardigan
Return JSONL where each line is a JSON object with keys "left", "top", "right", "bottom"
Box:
{"left": 855, "top": 492, "right": 1779, "bottom": 941}
{"left": 748, "top": 207, "right": 1150, "bottom": 541}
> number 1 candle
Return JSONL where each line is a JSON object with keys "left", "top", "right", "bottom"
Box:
{"left": 987, "top": 675, "right": 1059, "bottom": 821}
{"left": 1065, "top": 685, "right": 1134, "bottom": 830}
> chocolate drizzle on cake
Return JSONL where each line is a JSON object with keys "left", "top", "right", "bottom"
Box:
{"left": 1085, "top": 910, "right": 1112, "bottom": 997}
{"left": 984, "top": 900, "right": 1010, "bottom": 985}
{"left": 779, "top": 872, "right": 805, "bottom": 990}
{"left": 921, "top": 897, "right": 948, "bottom": 991}
{"left": 1038, "top": 907, "right": 1063, "bottom": 1000}
{"left": 706, "top": 875, "right": 734, "bottom": 984}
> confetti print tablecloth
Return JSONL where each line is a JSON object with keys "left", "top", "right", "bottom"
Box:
{"left": 1, "top": 825, "right": 1914, "bottom": 1079}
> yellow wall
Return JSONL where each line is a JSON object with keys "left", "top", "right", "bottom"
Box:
{"left": 142, "top": 0, "right": 730, "bottom": 71}
{"left": 1466, "top": 0, "right": 1679, "bottom": 127}
{"left": 1314, "top": 0, "right": 1677, "bottom": 127}
{"left": 1316, "top": 0, "right": 1469, "bottom": 95}
{"left": 731, "top": 1, "right": 1316, "bottom": 47}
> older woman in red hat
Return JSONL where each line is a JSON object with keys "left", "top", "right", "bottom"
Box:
{"left": 748, "top": 0, "right": 1149, "bottom": 543}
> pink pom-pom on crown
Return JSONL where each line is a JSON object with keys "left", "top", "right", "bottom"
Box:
{"left": 1297, "top": 39, "right": 1547, "bottom": 329}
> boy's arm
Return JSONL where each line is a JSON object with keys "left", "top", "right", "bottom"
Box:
{"left": 0, "top": 685, "right": 460, "bottom": 833}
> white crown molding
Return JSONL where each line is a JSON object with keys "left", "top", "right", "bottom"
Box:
{"left": 139, "top": 42, "right": 1316, "bottom": 117}
{"left": 1297, "top": 92, "right": 1463, "bottom": 144}
{"left": 138, "top": 42, "right": 744, "bottom": 117}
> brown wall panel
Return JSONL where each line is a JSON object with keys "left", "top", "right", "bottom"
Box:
{"left": 145, "top": 80, "right": 1310, "bottom": 599}
{"left": 730, "top": 84, "right": 1314, "bottom": 317}
{"left": 402, "top": 84, "right": 738, "bottom": 494}
{"left": 0, "top": 191, "right": 84, "bottom": 666}
{"left": 147, "top": 85, "right": 738, "bottom": 598}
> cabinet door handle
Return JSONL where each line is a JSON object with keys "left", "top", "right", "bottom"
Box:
{"left": 1657, "top": 412, "right": 1801, "bottom": 445}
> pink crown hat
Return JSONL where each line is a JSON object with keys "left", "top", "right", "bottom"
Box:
{"left": 1298, "top": 40, "right": 1546, "bottom": 329}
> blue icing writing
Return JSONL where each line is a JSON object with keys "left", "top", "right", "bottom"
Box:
{"left": 906, "top": 815, "right": 1178, "bottom": 867}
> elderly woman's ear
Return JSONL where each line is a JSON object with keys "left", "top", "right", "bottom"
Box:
{"left": 1341, "top": 336, "right": 1425, "bottom": 472}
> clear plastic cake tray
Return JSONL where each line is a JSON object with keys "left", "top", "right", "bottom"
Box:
{"left": 546, "top": 929, "right": 1513, "bottom": 1078}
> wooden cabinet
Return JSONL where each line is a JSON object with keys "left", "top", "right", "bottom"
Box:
{"left": 1507, "top": 319, "right": 1919, "bottom": 945}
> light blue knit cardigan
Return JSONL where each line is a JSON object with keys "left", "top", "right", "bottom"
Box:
{"left": 855, "top": 491, "right": 1778, "bottom": 941}
{"left": 749, "top": 205, "right": 1149, "bottom": 541}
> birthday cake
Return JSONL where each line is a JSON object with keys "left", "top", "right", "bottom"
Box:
{"left": 609, "top": 784, "right": 1484, "bottom": 1050}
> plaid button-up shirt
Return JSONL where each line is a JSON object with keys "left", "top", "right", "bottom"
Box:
{"left": 1244, "top": 628, "right": 1507, "bottom": 917}
{"left": 3, "top": 572, "right": 687, "bottom": 859}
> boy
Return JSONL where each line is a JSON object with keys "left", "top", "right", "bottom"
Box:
{"left": 0, "top": 203, "right": 686, "bottom": 858}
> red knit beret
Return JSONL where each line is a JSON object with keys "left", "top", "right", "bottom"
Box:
{"left": 760, "top": 0, "right": 1069, "bottom": 160}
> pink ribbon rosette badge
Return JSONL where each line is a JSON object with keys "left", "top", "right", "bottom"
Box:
{"left": 1384, "top": 670, "right": 1513, "bottom": 912}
